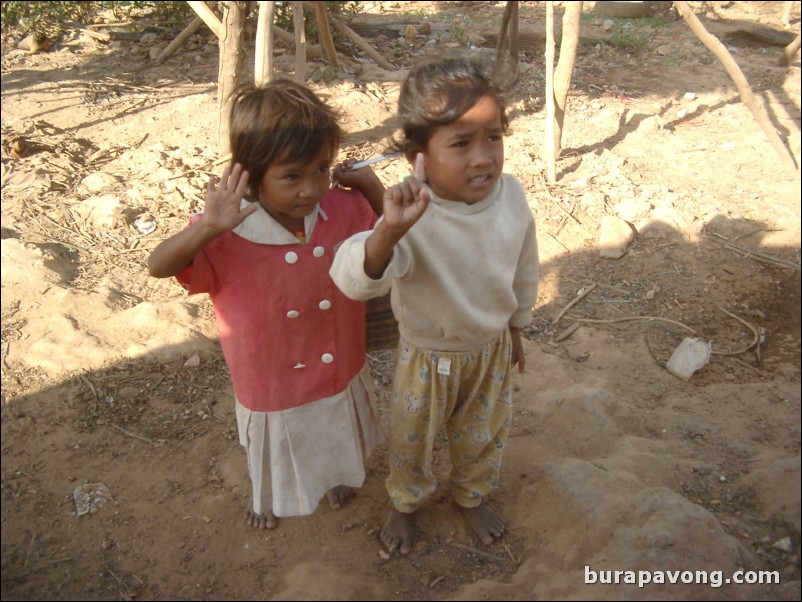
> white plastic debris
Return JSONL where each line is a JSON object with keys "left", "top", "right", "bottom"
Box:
{"left": 665, "top": 337, "right": 712, "bottom": 381}
{"left": 73, "top": 482, "right": 111, "bottom": 516}
{"left": 135, "top": 217, "right": 156, "bottom": 235}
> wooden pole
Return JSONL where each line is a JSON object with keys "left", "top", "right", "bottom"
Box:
{"left": 545, "top": 3, "right": 556, "bottom": 184}
{"left": 313, "top": 2, "right": 339, "bottom": 69}
{"left": 293, "top": 1, "right": 306, "bottom": 83}
{"left": 255, "top": 1, "right": 275, "bottom": 84}
{"left": 495, "top": 1, "right": 519, "bottom": 76}
{"left": 552, "top": 2, "right": 583, "bottom": 159}
{"left": 156, "top": 16, "right": 204, "bottom": 64}
{"left": 187, "top": 0, "right": 222, "bottom": 36}
{"left": 778, "top": 32, "right": 800, "bottom": 66}
{"left": 271, "top": 24, "right": 323, "bottom": 58}
{"left": 510, "top": 1, "right": 519, "bottom": 73}
{"left": 217, "top": 1, "right": 247, "bottom": 154}
{"left": 673, "top": 1, "right": 798, "bottom": 175}
{"left": 301, "top": 2, "right": 394, "bottom": 70}
{"left": 326, "top": 13, "right": 394, "bottom": 70}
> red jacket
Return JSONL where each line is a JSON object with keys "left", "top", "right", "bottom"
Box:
{"left": 177, "top": 188, "right": 376, "bottom": 411}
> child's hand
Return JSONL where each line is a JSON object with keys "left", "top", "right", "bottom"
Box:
{"left": 201, "top": 163, "right": 256, "bottom": 233}
{"left": 510, "top": 326, "right": 526, "bottom": 373}
{"left": 382, "top": 153, "right": 429, "bottom": 232}
{"left": 331, "top": 160, "right": 380, "bottom": 190}
{"left": 332, "top": 160, "right": 385, "bottom": 216}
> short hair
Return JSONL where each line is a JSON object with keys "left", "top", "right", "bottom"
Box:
{"left": 393, "top": 54, "right": 513, "bottom": 152}
{"left": 227, "top": 79, "right": 344, "bottom": 199}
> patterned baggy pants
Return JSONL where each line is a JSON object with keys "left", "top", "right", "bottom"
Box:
{"left": 385, "top": 329, "right": 513, "bottom": 513}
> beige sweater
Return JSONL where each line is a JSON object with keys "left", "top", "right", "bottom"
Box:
{"left": 330, "top": 174, "right": 539, "bottom": 351}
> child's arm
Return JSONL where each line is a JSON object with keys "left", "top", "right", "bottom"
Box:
{"left": 331, "top": 161, "right": 385, "bottom": 216}
{"left": 148, "top": 163, "right": 254, "bottom": 278}
{"left": 363, "top": 154, "right": 429, "bottom": 279}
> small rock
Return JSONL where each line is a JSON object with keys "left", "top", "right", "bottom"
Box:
{"left": 599, "top": 215, "right": 634, "bottom": 259}
{"left": 773, "top": 537, "right": 794, "bottom": 552}
{"left": 405, "top": 24, "right": 416, "bottom": 44}
{"left": 17, "top": 34, "right": 50, "bottom": 53}
{"left": 80, "top": 172, "right": 118, "bottom": 193}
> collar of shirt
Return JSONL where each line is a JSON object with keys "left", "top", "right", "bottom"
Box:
{"left": 423, "top": 177, "right": 502, "bottom": 215}
{"left": 233, "top": 198, "right": 329, "bottom": 245}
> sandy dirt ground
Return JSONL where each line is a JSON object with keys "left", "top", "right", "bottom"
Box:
{"left": 1, "top": 1, "right": 800, "bottom": 600}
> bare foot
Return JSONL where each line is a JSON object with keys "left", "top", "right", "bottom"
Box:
{"left": 245, "top": 500, "right": 277, "bottom": 530}
{"left": 457, "top": 503, "right": 505, "bottom": 545}
{"left": 381, "top": 507, "right": 416, "bottom": 555}
{"left": 325, "top": 485, "right": 355, "bottom": 509}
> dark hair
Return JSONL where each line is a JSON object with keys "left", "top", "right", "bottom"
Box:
{"left": 228, "top": 79, "right": 344, "bottom": 199}
{"left": 392, "top": 54, "right": 513, "bottom": 153}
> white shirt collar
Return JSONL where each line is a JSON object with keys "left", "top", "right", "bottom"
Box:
{"left": 232, "top": 199, "right": 328, "bottom": 244}
{"left": 425, "top": 178, "right": 501, "bottom": 215}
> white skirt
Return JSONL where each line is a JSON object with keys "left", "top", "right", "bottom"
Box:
{"left": 235, "top": 362, "right": 384, "bottom": 517}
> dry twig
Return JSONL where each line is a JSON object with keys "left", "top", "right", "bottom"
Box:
{"left": 565, "top": 315, "right": 697, "bottom": 333}
{"left": 711, "top": 306, "right": 762, "bottom": 356}
{"left": 448, "top": 541, "right": 507, "bottom": 563}
{"left": 552, "top": 283, "right": 597, "bottom": 326}
{"left": 537, "top": 172, "right": 583, "bottom": 226}
{"left": 705, "top": 234, "right": 801, "bottom": 271}
{"left": 109, "top": 423, "right": 155, "bottom": 445}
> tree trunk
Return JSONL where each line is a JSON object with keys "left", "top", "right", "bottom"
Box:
{"left": 674, "top": 1, "right": 798, "bottom": 174}
{"left": 218, "top": 1, "right": 247, "bottom": 155}
{"left": 553, "top": 2, "right": 583, "bottom": 159}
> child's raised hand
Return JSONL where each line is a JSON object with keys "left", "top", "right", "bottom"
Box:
{"left": 331, "top": 160, "right": 379, "bottom": 190}
{"left": 382, "top": 153, "right": 430, "bottom": 232}
{"left": 331, "top": 160, "right": 385, "bottom": 216}
{"left": 201, "top": 163, "right": 256, "bottom": 233}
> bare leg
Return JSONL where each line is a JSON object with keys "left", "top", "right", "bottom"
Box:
{"left": 245, "top": 499, "right": 277, "bottom": 530}
{"left": 325, "top": 485, "right": 355, "bottom": 509}
{"left": 381, "top": 507, "right": 416, "bottom": 555}
{"left": 457, "top": 503, "right": 505, "bottom": 545}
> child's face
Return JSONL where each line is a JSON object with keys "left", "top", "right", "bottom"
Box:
{"left": 257, "top": 146, "right": 333, "bottom": 231}
{"left": 422, "top": 95, "right": 504, "bottom": 205}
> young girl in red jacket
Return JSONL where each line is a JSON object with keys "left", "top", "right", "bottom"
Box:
{"left": 149, "top": 79, "right": 385, "bottom": 529}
